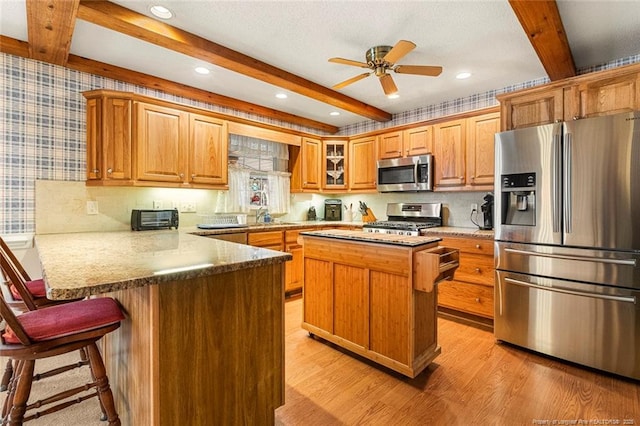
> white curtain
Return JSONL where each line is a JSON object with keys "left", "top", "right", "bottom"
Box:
{"left": 267, "top": 172, "right": 291, "bottom": 215}
{"left": 215, "top": 165, "right": 252, "bottom": 213}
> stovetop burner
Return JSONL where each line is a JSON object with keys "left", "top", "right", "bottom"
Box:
{"left": 362, "top": 203, "right": 443, "bottom": 236}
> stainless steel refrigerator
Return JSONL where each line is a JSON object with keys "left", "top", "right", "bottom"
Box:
{"left": 494, "top": 111, "right": 640, "bottom": 380}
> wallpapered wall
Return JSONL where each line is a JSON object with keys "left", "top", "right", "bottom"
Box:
{"left": 1, "top": 52, "right": 639, "bottom": 234}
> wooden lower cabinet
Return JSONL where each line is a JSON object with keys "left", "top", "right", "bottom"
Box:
{"left": 437, "top": 236, "right": 494, "bottom": 320}
{"left": 284, "top": 228, "right": 312, "bottom": 294}
{"left": 248, "top": 230, "right": 284, "bottom": 251}
{"left": 301, "top": 234, "right": 457, "bottom": 377}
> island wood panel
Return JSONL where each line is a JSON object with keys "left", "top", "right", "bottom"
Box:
{"left": 333, "top": 263, "right": 369, "bottom": 348}
{"left": 413, "top": 289, "right": 437, "bottom": 358}
{"left": 102, "top": 264, "right": 284, "bottom": 426}
{"left": 303, "top": 258, "right": 333, "bottom": 333}
{"left": 369, "top": 271, "right": 410, "bottom": 364}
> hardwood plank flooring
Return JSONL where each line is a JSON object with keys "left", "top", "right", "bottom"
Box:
{"left": 276, "top": 297, "right": 639, "bottom": 426}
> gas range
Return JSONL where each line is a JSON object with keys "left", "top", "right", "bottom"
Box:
{"left": 362, "top": 203, "right": 442, "bottom": 236}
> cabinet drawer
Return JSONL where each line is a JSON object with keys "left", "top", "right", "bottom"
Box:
{"left": 455, "top": 253, "right": 495, "bottom": 286}
{"left": 439, "top": 237, "right": 494, "bottom": 255}
{"left": 285, "top": 228, "right": 313, "bottom": 244}
{"left": 438, "top": 280, "right": 494, "bottom": 318}
{"left": 248, "top": 231, "right": 283, "bottom": 247}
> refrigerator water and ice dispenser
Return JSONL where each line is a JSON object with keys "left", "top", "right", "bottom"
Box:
{"left": 500, "top": 173, "right": 536, "bottom": 226}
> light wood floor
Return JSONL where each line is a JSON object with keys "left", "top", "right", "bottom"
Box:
{"left": 276, "top": 297, "right": 639, "bottom": 426}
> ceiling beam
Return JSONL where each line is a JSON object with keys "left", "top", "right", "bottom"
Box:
{"left": 77, "top": 0, "right": 392, "bottom": 123}
{"left": 26, "top": 0, "right": 79, "bottom": 65}
{"left": 0, "top": 35, "right": 339, "bottom": 133}
{"left": 508, "top": 0, "right": 576, "bottom": 80}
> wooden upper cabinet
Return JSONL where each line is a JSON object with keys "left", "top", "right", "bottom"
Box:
{"left": 349, "top": 136, "right": 377, "bottom": 190}
{"left": 403, "top": 125, "right": 433, "bottom": 157}
{"left": 500, "top": 88, "right": 564, "bottom": 130}
{"left": 377, "top": 131, "right": 404, "bottom": 159}
{"left": 301, "top": 137, "right": 321, "bottom": 190}
{"left": 84, "top": 93, "right": 132, "bottom": 182}
{"left": 466, "top": 112, "right": 499, "bottom": 188}
{"left": 322, "top": 139, "right": 347, "bottom": 190}
{"left": 434, "top": 119, "right": 466, "bottom": 187}
{"left": 378, "top": 127, "right": 432, "bottom": 160}
{"left": 189, "top": 114, "right": 228, "bottom": 186}
{"left": 135, "top": 102, "right": 188, "bottom": 183}
{"left": 569, "top": 71, "right": 640, "bottom": 120}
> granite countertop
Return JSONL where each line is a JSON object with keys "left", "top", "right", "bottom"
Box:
{"left": 36, "top": 230, "right": 291, "bottom": 300}
{"left": 188, "top": 220, "right": 362, "bottom": 237}
{"left": 423, "top": 226, "right": 495, "bottom": 239}
{"left": 300, "top": 229, "right": 442, "bottom": 247}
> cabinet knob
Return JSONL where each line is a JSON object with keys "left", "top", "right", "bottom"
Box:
{"left": 91, "top": 168, "right": 100, "bottom": 174}
{"left": 191, "top": 174, "right": 196, "bottom": 179}
{"left": 475, "top": 268, "right": 481, "bottom": 273}
{"left": 459, "top": 176, "right": 464, "bottom": 179}
{"left": 107, "top": 168, "right": 113, "bottom": 174}
{"left": 475, "top": 244, "right": 481, "bottom": 249}
{"left": 470, "top": 176, "right": 475, "bottom": 180}
{"left": 179, "top": 173, "right": 184, "bottom": 178}
{"left": 475, "top": 298, "right": 481, "bottom": 303}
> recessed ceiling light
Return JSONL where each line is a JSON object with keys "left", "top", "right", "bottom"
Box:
{"left": 456, "top": 72, "right": 472, "bottom": 80}
{"left": 150, "top": 5, "right": 173, "bottom": 19}
{"left": 194, "top": 66, "right": 210, "bottom": 75}
{"left": 387, "top": 94, "right": 400, "bottom": 99}
{"left": 275, "top": 93, "right": 288, "bottom": 99}
{"left": 329, "top": 111, "right": 340, "bottom": 116}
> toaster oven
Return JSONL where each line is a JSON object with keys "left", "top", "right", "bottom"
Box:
{"left": 131, "top": 209, "right": 179, "bottom": 231}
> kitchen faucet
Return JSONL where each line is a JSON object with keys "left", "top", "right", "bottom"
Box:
{"left": 256, "top": 207, "right": 268, "bottom": 223}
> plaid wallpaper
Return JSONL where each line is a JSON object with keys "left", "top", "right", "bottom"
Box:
{"left": 1, "top": 52, "right": 639, "bottom": 234}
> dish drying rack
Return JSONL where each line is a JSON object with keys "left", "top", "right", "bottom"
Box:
{"left": 197, "top": 214, "right": 243, "bottom": 225}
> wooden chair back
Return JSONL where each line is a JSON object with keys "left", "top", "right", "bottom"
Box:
{"left": 0, "top": 289, "right": 33, "bottom": 346}
{"left": 0, "top": 237, "right": 32, "bottom": 281}
{"left": 0, "top": 240, "right": 37, "bottom": 311}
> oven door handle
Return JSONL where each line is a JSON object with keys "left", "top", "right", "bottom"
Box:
{"left": 504, "top": 248, "right": 637, "bottom": 266}
{"left": 504, "top": 277, "right": 636, "bottom": 304}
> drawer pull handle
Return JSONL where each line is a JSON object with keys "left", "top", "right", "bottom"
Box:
{"left": 475, "top": 298, "right": 481, "bottom": 303}
{"left": 475, "top": 268, "right": 481, "bottom": 273}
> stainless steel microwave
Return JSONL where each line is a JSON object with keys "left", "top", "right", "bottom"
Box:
{"left": 377, "top": 154, "right": 434, "bottom": 192}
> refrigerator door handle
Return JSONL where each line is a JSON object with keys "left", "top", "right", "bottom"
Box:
{"left": 552, "top": 133, "right": 562, "bottom": 233}
{"left": 504, "top": 247, "right": 638, "bottom": 266}
{"left": 504, "top": 277, "right": 636, "bottom": 304}
{"left": 563, "top": 132, "right": 572, "bottom": 233}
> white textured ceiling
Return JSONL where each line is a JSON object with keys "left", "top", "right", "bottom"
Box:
{"left": 1, "top": 0, "right": 639, "bottom": 129}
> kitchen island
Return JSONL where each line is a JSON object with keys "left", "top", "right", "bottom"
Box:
{"left": 299, "top": 229, "right": 459, "bottom": 378}
{"left": 35, "top": 230, "right": 291, "bottom": 426}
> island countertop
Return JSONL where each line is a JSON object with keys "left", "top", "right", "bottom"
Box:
{"left": 300, "top": 229, "right": 442, "bottom": 247}
{"left": 36, "top": 230, "right": 291, "bottom": 300}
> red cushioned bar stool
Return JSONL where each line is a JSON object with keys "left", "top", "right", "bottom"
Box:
{"left": 0, "top": 238, "right": 87, "bottom": 393}
{"left": 0, "top": 296, "right": 124, "bottom": 425}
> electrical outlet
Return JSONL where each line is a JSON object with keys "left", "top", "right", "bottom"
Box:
{"left": 180, "top": 202, "right": 196, "bottom": 213}
{"left": 153, "top": 200, "right": 163, "bottom": 209}
{"left": 86, "top": 201, "right": 99, "bottom": 215}
{"left": 471, "top": 203, "right": 478, "bottom": 212}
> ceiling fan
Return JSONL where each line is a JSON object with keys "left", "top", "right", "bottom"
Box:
{"left": 329, "top": 40, "right": 443, "bottom": 96}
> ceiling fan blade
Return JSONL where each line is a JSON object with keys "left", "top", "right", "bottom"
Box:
{"left": 379, "top": 74, "right": 398, "bottom": 95}
{"left": 329, "top": 57, "right": 370, "bottom": 68}
{"left": 383, "top": 40, "right": 416, "bottom": 64}
{"left": 394, "top": 65, "right": 443, "bottom": 77}
{"left": 333, "top": 72, "right": 371, "bottom": 90}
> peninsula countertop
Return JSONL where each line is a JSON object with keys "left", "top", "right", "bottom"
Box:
{"left": 36, "top": 230, "right": 291, "bottom": 300}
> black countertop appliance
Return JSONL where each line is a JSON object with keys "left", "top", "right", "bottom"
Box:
{"left": 324, "top": 199, "right": 342, "bottom": 221}
{"left": 480, "top": 193, "right": 494, "bottom": 230}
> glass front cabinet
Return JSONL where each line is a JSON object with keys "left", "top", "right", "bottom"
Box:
{"left": 322, "top": 139, "right": 347, "bottom": 190}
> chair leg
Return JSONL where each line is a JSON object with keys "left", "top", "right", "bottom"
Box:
{"left": 2, "top": 360, "right": 20, "bottom": 420}
{"left": 0, "top": 360, "right": 13, "bottom": 392}
{"left": 86, "top": 343, "right": 120, "bottom": 426}
{"left": 7, "top": 359, "right": 35, "bottom": 425}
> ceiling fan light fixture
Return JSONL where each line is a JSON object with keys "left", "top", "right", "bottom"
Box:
{"left": 150, "top": 5, "right": 173, "bottom": 19}
{"left": 456, "top": 72, "right": 471, "bottom": 80}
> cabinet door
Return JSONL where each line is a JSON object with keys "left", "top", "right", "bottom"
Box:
{"left": 501, "top": 88, "right": 564, "bottom": 130}
{"left": 301, "top": 137, "right": 321, "bottom": 190}
{"left": 370, "top": 271, "right": 410, "bottom": 364}
{"left": 86, "top": 96, "right": 131, "bottom": 181}
{"left": 303, "top": 258, "right": 333, "bottom": 333}
{"left": 573, "top": 72, "right": 640, "bottom": 119}
{"left": 378, "top": 131, "right": 404, "bottom": 159}
{"left": 349, "top": 136, "right": 377, "bottom": 190}
{"left": 466, "top": 112, "right": 499, "bottom": 188}
{"left": 135, "top": 102, "right": 188, "bottom": 183}
{"left": 322, "top": 140, "right": 347, "bottom": 190}
{"left": 285, "top": 244, "right": 303, "bottom": 293}
{"left": 189, "top": 114, "right": 228, "bottom": 186}
{"left": 403, "top": 125, "right": 433, "bottom": 157}
{"left": 333, "top": 264, "right": 368, "bottom": 348}
{"left": 434, "top": 119, "right": 466, "bottom": 187}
